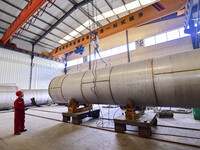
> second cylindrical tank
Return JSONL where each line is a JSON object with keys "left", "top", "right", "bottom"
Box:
{"left": 0, "top": 89, "right": 51, "bottom": 110}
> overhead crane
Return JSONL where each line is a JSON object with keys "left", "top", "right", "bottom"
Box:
{"left": 45, "top": 0, "right": 187, "bottom": 58}
{"left": 0, "top": 0, "right": 51, "bottom": 45}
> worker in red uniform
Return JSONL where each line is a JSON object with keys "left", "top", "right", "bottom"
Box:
{"left": 14, "top": 91, "right": 28, "bottom": 135}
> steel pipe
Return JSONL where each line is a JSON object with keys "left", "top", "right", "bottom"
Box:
{"left": 49, "top": 50, "right": 200, "bottom": 108}
{"left": 0, "top": 89, "right": 51, "bottom": 110}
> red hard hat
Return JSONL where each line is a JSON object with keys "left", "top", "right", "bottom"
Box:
{"left": 16, "top": 91, "right": 23, "bottom": 96}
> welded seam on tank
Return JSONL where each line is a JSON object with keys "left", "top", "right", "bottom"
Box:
{"left": 80, "top": 71, "right": 90, "bottom": 104}
{"left": 49, "top": 87, "right": 62, "bottom": 89}
{"left": 109, "top": 67, "right": 118, "bottom": 105}
{"left": 48, "top": 76, "right": 57, "bottom": 100}
{"left": 61, "top": 75, "right": 69, "bottom": 101}
{"left": 154, "top": 68, "right": 200, "bottom": 75}
{"left": 151, "top": 59, "right": 159, "bottom": 106}
{"left": 82, "top": 80, "right": 109, "bottom": 84}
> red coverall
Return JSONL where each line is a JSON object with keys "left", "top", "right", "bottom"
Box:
{"left": 14, "top": 98, "right": 25, "bottom": 134}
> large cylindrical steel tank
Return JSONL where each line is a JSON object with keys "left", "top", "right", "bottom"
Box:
{"left": 49, "top": 50, "right": 200, "bottom": 108}
{"left": 0, "top": 89, "right": 51, "bottom": 110}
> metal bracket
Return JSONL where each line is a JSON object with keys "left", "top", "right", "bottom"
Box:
{"left": 68, "top": 99, "right": 92, "bottom": 113}
{"left": 125, "top": 100, "right": 145, "bottom": 121}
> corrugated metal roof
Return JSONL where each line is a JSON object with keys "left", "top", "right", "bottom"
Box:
{"left": 0, "top": 0, "right": 159, "bottom": 53}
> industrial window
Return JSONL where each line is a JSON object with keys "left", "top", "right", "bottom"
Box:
{"left": 99, "top": 50, "right": 110, "bottom": 58}
{"left": 118, "top": 45, "right": 127, "bottom": 53}
{"left": 66, "top": 45, "right": 68, "bottom": 48}
{"left": 179, "top": 27, "right": 190, "bottom": 38}
{"left": 82, "top": 38, "right": 85, "bottom": 41}
{"left": 67, "top": 58, "right": 83, "bottom": 67}
{"left": 167, "top": 29, "right": 180, "bottom": 41}
{"left": 111, "top": 47, "right": 120, "bottom": 55}
{"left": 86, "top": 36, "right": 89, "bottom": 39}
{"left": 73, "top": 41, "right": 76, "bottom": 45}
{"left": 87, "top": 42, "right": 136, "bottom": 61}
{"left": 129, "top": 42, "right": 136, "bottom": 51}
{"left": 78, "top": 39, "right": 80, "bottom": 43}
{"left": 70, "top": 43, "right": 72, "bottom": 46}
{"left": 155, "top": 33, "right": 167, "bottom": 44}
{"left": 144, "top": 27, "right": 190, "bottom": 47}
{"left": 63, "top": 46, "right": 65, "bottom": 49}
{"left": 144, "top": 36, "right": 156, "bottom": 47}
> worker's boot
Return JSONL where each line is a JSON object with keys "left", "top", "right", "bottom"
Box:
{"left": 14, "top": 132, "right": 21, "bottom": 135}
{"left": 21, "top": 129, "right": 27, "bottom": 132}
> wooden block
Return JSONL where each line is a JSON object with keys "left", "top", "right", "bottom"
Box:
{"left": 62, "top": 109, "right": 100, "bottom": 124}
{"left": 63, "top": 116, "right": 70, "bottom": 123}
{"left": 138, "top": 127, "right": 152, "bottom": 138}
{"left": 115, "top": 123, "right": 126, "bottom": 133}
{"left": 114, "top": 113, "right": 157, "bottom": 138}
{"left": 72, "top": 117, "right": 81, "bottom": 125}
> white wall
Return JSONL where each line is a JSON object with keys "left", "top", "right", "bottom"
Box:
{"left": 11, "top": 38, "right": 52, "bottom": 53}
{"left": 67, "top": 16, "right": 193, "bottom": 73}
{"left": 31, "top": 57, "right": 64, "bottom": 89}
{"left": 0, "top": 33, "right": 54, "bottom": 54}
{"left": 0, "top": 47, "right": 64, "bottom": 89}
{"left": 0, "top": 47, "right": 31, "bottom": 89}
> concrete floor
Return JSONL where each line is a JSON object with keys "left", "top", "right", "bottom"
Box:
{"left": 0, "top": 105, "right": 200, "bottom": 150}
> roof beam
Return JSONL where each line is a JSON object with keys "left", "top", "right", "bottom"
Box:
{"left": 0, "top": 0, "right": 48, "bottom": 44}
{"left": 0, "top": 10, "right": 60, "bottom": 46}
{"left": 1, "top": 0, "right": 68, "bottom": 42}
{"left": 68, "top": 0, "right": 102, "bottom": 27}
{"left": 0, "top": 31, "right": 32, "bottom": 43}
{"left": 51, "top": 2, "right": 90, "bottom": 32}
{"left": 121, "top": 0, "right": 130, "bottom": 14}
{"left": 39, "top": 8, "right": 84, "bottom": 36}
{"left": 104, "top": 0, "right": 120, "bottom": 19}
{"left": 33, "top": 0, "right": 94, "bottom": 46}
{"left": 25, "top": 0, "right": 83, "bottom": 36}
{"left": 0, "top": 43, "right": 63, "bottom": 63}
{"left": 0, "top": 26, "right": 56, "bottom": 49}
{"left": 90, "top": 1, "right": 110, "bottom": 23}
